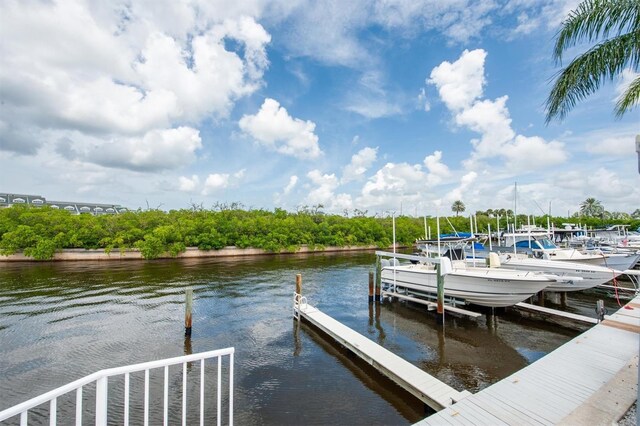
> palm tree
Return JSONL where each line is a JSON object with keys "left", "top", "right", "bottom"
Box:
{"left": 545, "top": 0, "right": 640, "bottom": 122}
{"left": 451, "top": 200, "right": 466, "bottom": 216}
{"left": 580, "top": 197, "right": 605, "bottom": 217}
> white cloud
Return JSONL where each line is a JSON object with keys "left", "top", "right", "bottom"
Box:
{"left": 342, "top": 147, "right": 378, "bottom": 183}
{"left": 332, "top": 193, "right": 354, "bottom": 211}
{"left": 306, "top": 170, "right": 340, "bottom": 205}
{"left": 356, "top": 162, "right": 429, "bottom": 211}
{"left": 423, "top": 151, "right": 451, "bottom": 185}
{"left": 179, "top": 175, "right": 200, "bottom": 192}
{"left": 345, "top": 100, "right": 403, "bottom": 119}
{"left": 60, "top": 126, "right": 203, "bottom": 172}
{"left": 276, "top": 1, "right": 371, "bottom": 68}
{"left": 417, "top": 88, "right": 431, "bottom": 112}
{"left": 239, "top": 98, "right": 322, "bottom": 159}
{"left": 345, "top": 70, "right": 404, "bottom": 118}
{"left": 284, "top": 175, "right": 299, "bottom": 195}
{"left": 506, "top": 0, "right": 580, "bottom": 35}
{"left": 455, "top": 96, "right": 515, "bottom": 158}
{"left": 0, "top": 1, "right": 271, "bottom": 173}
{"left": 203, "top": 173, "right": 230, "bottom": 195}
{"left": 502, "top": 135, "right": 568, "bottom": 169}
{"left": 199, "top": 167, "right": 246, "bottom": 195}
{"left": 428, "top": 49, "right": 487, "bottom": 111}
{"left": 445, "top": 171, "right": 478, "bottom": 205}
{"left": 273, "top": 175, "right": 299, "bottom": 206}
{"left": 586, "top": 135, "right": 638, "bottom": 157}
{"left": 303, "top": 170, "right": 354, "bottom": 212}
{"left": 429, "top": 49, "right": 569, "bottom": 172}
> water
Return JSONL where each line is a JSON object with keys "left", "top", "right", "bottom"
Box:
{"left": 0, "top": 253, "right": 620, "bottom": 424}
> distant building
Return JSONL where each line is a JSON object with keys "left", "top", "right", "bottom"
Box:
{"left": 0, "top": 192, "right": 128, "bottom": 215}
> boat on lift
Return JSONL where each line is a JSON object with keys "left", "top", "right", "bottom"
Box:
{"left": 380, "top": 248, "right": 557, "bottom": 308}
{"left": 502, "top": 231, "right": 640, "bottom": 270}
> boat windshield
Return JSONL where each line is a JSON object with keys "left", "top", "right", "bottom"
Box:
{"left": 537, "top": 238, "right": 557, "bottom": 249}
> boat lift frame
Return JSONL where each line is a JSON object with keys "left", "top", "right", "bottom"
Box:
{"left": 375, "top": 250, "right": 481, "bottom": 319}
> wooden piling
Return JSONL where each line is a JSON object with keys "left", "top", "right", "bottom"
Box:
{"left": 560, "top": 291, "right": 568, "bottom": 307}
{"left": 368, "top": 271, "right": 374, "bottom": 303}
{"left": 185, "top": 287, "right": 193, "bottom": 337}
{"left": 436, "top": 264, "right": 444, "bottom": 325}
{"left": 537, "top": 290, "right": 545, "bottom": 306}
{"left": 295, "top": 274, "right": 302, "bottom": 295}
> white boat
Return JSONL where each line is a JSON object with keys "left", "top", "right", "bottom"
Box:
{"left": 381, "top": 256, "right": 554, "bottom": 308}
{"left": 502, "top": 232, "right": 638, "bottom": 268}
{"left": 496, "top": 253, "right": 622, "bottom": 292}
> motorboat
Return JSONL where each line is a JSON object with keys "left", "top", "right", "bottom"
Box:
{"left": 501, "top": 232, "right": 639, "bottom": 269}
{"left": 381, "top": 253, "right": 555, "bottom": 308}
{"left": 429, "top": 237, "right": 620, "bottom": 293}
{"left": 496, "top": 253, "right": 623, "bottom": 292}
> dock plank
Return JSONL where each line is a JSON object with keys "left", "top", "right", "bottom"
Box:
{"left": 419, "top": 295, "right": 640, "bottom": 425}
{"left": 296, "top": 302, "right": 468, "bottom": 411}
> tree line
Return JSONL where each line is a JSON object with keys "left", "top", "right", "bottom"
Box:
{"left": 1, "top": 204, "right": 639, "bottom": 261}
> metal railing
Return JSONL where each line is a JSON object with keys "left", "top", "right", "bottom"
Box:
{"left": 0, "top": 348, "right": 234, "bottom": 426}
{"left": 293, "top": 292, "right": 308, "bottom": 320}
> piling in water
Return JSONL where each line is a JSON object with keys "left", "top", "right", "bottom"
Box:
{"left": 296, "top": 274, "right": 302, "bottom": 295}
{"left": 185, "top": 288, "right": 193, "bottom": 337}
{"left": 368, "top": 271, "right": 374, "bottom": 303}
{"left": 436, "top": 264, "right": 444, "bottom": 325}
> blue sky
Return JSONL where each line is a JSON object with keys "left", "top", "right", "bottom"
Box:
{"left": 1, "top": 0, "right": 638, "bottom": 217}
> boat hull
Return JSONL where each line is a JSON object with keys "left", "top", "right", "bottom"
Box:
{"left": 498, "top": 256, "right": 620, "bottom": 292}
{"left": 381, "top": 264, "right": 551, "bottom": 308}
{"left": 594, "top": 253, "right": 640, "bottom": 271}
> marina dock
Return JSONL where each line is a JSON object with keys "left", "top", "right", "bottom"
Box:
{"left": 294, "top": 295, "right": 472, "bottom": 411}
{"left": 416, "top": 294, "right": 640, "bottom": 425}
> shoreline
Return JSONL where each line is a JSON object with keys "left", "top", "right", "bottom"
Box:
{"left": 0, "top": 245, "right": 390, "bottom": 262}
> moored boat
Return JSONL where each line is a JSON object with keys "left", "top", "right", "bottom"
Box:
{"left": 381, "top": 256, "right": 554, "bottom": 308}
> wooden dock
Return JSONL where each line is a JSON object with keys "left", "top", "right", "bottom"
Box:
{"left": 294, "top": 298, "right": 471, "bottom": 411}
{"left": 416, "top": 295, "right": 640, "bottom": 425}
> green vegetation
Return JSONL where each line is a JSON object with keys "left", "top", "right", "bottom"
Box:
{"left": 1, "top": 204, "right": 638, "bottom": 260}
{"left": 546, "top": 0, "right": 640, "bottom": 122}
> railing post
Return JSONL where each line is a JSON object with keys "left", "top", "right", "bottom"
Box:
{"left": 95, "top": 377, "right": 108, "bottom": 426}
{"left": 229, "top": 352, "right": 234, "bottom": 426}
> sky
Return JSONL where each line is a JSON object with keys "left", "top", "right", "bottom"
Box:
{"left": 1, "top": 0, "right": 638, "bottom": 218}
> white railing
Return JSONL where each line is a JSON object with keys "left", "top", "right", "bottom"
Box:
{"left": 293, "top": 292, "right": 308, "bottom": 320}
{"left": 0, "top": 348, "right": 234, "bottom": 426}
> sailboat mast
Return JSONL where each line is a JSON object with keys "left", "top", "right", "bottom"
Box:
{"left": 514, "top": 182, "right": 517, "bottom": 232}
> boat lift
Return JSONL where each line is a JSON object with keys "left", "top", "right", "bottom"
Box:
{"left": 375, "top": 250, "right": 481, "bottom": 319}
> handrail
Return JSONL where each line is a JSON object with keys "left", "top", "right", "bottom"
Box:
{"left": 0, "top": 347, "right": 235, "bottom": 425}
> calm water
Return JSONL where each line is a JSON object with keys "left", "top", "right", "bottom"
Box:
{"left": 0, "top": 253, "right": 620, "bottom": 424}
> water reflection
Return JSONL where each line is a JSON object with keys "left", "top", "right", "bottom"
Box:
{"left": 0, "top": 253, "right": 593, "bottom": 425}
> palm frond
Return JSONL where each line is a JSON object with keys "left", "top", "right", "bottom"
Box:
{"left": 546, "top": 30, "right": 640, "bottom": 122}
{"left": 615, "top": 74, "right": 640, "bottom": 116}
{"left": 554, "top": 0, "right": 640, "bottom": 63}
